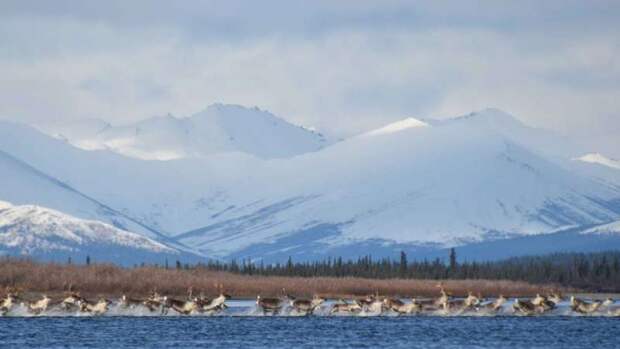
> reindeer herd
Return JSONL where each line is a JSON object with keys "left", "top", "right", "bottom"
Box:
{"left": 1, "top": 285, "right": 619, "bottom": 317}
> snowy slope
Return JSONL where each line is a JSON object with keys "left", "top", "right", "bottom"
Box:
{"left": 39, "top": 104, "right": 329, "bottom": 160}
{"left": 3, "top": 108, "right": 620, "bottom": 262}
{"left": 581, "top": 220, "right": 620, "bottom": 236}
{"left": 575, "top": 153, "right": 620, "bottom": 170}
{"left": 173, "top": 110, "right": 620, "bottom": 258}
{"left": 37, "top": 118, "right": 111, "bottom": 149}
{"left": 0, "top": 201, "right": 198, "bottom": 265}
{"left": 0, "top": 147, "right": 165, "bottom": 241}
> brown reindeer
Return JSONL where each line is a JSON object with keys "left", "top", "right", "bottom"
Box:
{"left": 143, "top": 290, "right": 168, "bottom": 313}
{"left": 120, "top": 294, "right": 144, "bottom": 309}
{"left": 531, "top": 294, "right": 556, "bottom": 312}
{"left": 444, "top": 291, "right": 481, "bottom": 313}
{"left": 256, "top": 295, "right": 283, "bottom": 315}
{"left": 61, "top": 291, "right": 87, "bottom": 311}
{"left": 165, "top": 288, "right": 200, "bottom": 315}
{"left": 512, "top": 298, "right": 543, "bottom": 315}
{"left": 384, "top": 298, "right": 421, "bottom": 315}
{"left": 330, "top": 299, "right": 362, "bottom": 314}
{"left": 570, "top": 296, "right": 603, "bottom": 314}
{"left": 286, "top": 294, "right": 325, "bottom": 315}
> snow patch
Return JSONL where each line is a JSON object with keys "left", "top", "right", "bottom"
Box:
{"left": 364, "top": 117, "right": 429, "bottom": 136}
{"left": 581, "top": 220, "right": 620, "bottom": 236}
{"left": 574, "top": 153, "right": 620, "bottom": 170}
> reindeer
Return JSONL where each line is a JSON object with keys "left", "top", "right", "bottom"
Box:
{"left": 531, "top": 294, "right": 556, "bottom": 312}
{"left": 570, "top": 296, "right": 603, "bottom": 315}
{"left": 256, "top": 295, "right": 283, "bottom": 315}
{"left": 286, "top": 294, "right": 325, "bottom": 315}
{"left": 143, "top": 291, "right": 168, "bottom": 313}
{"left": 444, "top": 291, "right": 481, "bottom": 313}
{"left": 27, "top": 294, "right": 51, "bottom": 315}
{"left": 166, "top": 288, "right": 200, "bottom": 315}
{"left": 384, "top": 298, "right": 422, "bottom": 315}
{"left": 119, "top": 294, "right": 144, "bottom": 309}
{"left": 197, "top": 284, "right": 231, "bottom": 314}
{"left": 330, "top": 299, "right": 362, "bottom": 314}
{"left": 356, "top": 291, "right": 384, "bottom": 314}
{"left": 168, "top": 298, "right": 198, "bottom": 315}
{"left": 547, "top": 292, "right": 563, "bottom": 306}
{"left": 355, "top": 295, "right": 377, "bottom": 308}
{"left": 513, "top": 298, "right": 537, "bottom": 315}
{"left": 513, "top": 298, "right": 550, "bottom": 315}
{"left": 366, "top": 299, "right": 385, "bottom": 314}
{"left": 477, "top": 295, "right": 507, "bottom": 313}
{"left": 61, "top": 291, "right": 87, "bottom": 311}
{"left": 79, "top": 297, "right": 112, "bottom": 316}
{"left": 383, "top": 297, "right": 405, "bottom": 311}
{"left": 414, "top": 285, "right": 452, "bottom": 312}
{"left": 0, "top": 288, "right": 20, "bottom": 316}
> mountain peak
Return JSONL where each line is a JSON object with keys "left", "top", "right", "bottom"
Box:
{"left": 452, "top": 108, "right": 524, "bottom": 127}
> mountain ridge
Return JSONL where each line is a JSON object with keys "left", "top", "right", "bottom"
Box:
{"left": 1, "top": 107, "right": 619, "bottom": 263}
{"left": 37, "top": 104, "right": 329, "bottom": 160}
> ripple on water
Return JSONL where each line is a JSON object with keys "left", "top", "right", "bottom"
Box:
{"left": 1, "top": 316, "right": 620, "bottom": 349}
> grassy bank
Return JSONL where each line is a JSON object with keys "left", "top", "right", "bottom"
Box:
{"left": 0, "top": 259, "right": 569, "bottom": 299}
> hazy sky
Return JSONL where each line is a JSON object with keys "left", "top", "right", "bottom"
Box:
{"left": 0, "top": 1, "right": 618, "bottom": 155}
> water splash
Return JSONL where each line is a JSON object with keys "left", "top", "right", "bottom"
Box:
{"left": 2, "top": 299, "right": 619, "bottom": 317}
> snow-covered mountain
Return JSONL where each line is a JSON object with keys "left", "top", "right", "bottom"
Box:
{"left": 0, "top": 201, "right": 199, "bottom": 265}
{"left": 0, "top": 144, "right": 174, "bottom": 243}
{"left": 38, "top": 104, "right": 329, "bottom": 160}
{"left": 173, "top": 109, "right": 620, "bottom": 260}
{"left": 1, "top": 107, "right": 619, "bottom": 263}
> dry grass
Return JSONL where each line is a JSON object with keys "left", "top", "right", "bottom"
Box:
{"left": 0, "top": 259, "right": 570, "bottom": 299}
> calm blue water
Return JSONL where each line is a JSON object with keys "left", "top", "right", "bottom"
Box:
{"left": 1, "top": 316, "right": 619, "bottom": 348}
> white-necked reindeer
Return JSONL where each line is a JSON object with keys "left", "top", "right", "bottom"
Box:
{"left": 143, "top": 290, "right": 168, "bottom": 313}
{"left": 119, "top": 294, "right": 144, "bottom": 309}
{"left": 330, "top": 299, "right": 362, "bottom": 314}
{"left": 1, "top": 288, "right": 20, "bottom": 316}
{"left": 570, "top": 296, "right": 603, "bottom": 315}
{"left": 198, "top": 284, "right": 231, "bottom": 314}
{"left": 384, "top": 297, "right": 421, "bottom": 315}
{"left": 167, "top": 288, "right": 200, "bottom": 315}
{"left": 287, "top": 294, "right": 325, "bottom": 315}
{"left": 478, "top": 295, "right": 507, "bottom": 313}
{"left": 28, "top": 294, "right": 51, "bottom": 315}
{"left": 79, "top": 297, "right": 112, "bottom": 316}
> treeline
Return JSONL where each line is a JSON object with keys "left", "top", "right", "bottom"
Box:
{"left": 188, "top": 249, "right": 620, "bottom": 292}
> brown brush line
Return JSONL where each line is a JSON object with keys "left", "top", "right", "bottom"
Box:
{"left": 0, "top": 258, "right": 572, "bottom": 299}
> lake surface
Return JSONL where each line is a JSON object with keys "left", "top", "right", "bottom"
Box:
{"left": 1, "top": 316, "right": 619, "bottom": 348}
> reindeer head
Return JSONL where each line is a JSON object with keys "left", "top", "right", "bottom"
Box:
{"left": 603, "top": 297, "right": 615, "bottom": 307}
{"left": 311, "top": 295, "right": 325, "bottom": 307}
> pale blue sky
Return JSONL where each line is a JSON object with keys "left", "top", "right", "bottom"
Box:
{"left": 0, "top": 1, "right": 618, "bottom": 155}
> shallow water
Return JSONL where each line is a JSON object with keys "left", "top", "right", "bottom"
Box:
{"left": 1, "top": 316, "right": 619, "bottom": 348}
